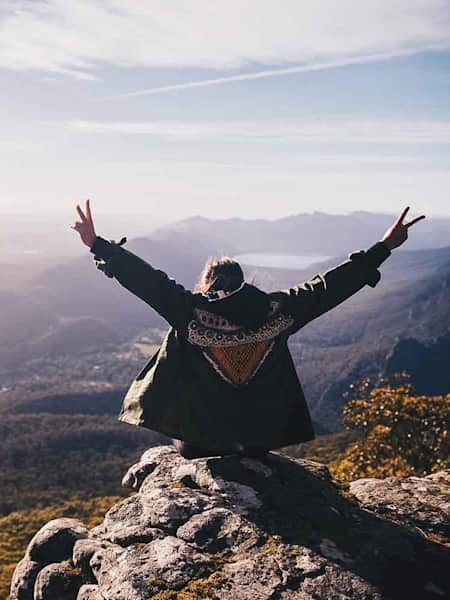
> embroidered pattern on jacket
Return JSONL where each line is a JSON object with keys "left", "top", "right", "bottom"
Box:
{"left": 187, "top": 303, "right": 294, "bottom": 348}
{"left": 193, "top": 299, "right": 280, "bottom": 331}
{"left": 188, "top": 299, "right": 293, "bottom": 384}
{"left": 202, "top": 340, "right": 274, "bottom": 385}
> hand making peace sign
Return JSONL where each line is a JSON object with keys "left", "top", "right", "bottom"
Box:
{"left": 381, "top": 206, "right": 426, "bottom": 250}
{"left": 71, "top": 199, "right": 97, "bottom": 249}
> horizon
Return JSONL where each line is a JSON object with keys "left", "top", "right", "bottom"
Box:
{"left": 2, "top": 205, "right": 450, "bottom": 222}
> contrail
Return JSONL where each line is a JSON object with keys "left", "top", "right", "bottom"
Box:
{"left": 111, "top": 49, "right": 420, "bottom": 100}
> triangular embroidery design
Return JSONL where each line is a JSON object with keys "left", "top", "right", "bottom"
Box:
{"left": 203, "top": 340, "right": 273, "bottom": 385}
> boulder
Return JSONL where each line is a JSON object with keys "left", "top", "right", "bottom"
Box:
{"left": 33, "top": 560, "right": 82, "bottom": 600}
{"left": 350, "top": 470, "right": 450, "bottom": 541}
{"left": 9, "top": 556, "right": 41, "bottom": 600}
{"left": 10, "top": 445, "right": 450, "bottom": 599}
{"left": 27, "top": 518, "right": 89, "bottom": 564}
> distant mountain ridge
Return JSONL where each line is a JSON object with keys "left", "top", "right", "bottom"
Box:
{"left": 157, "top": 210, "right": 450, "bottom": 255}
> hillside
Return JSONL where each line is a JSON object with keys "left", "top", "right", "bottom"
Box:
{"left": 0, "top": 413, "right": 166, "bottom": 516}
{"left": 0, "top": 231, "right": 221, "bottom": 371}
{"left": 299, "top": 246, "right": 450, "bottom": 428}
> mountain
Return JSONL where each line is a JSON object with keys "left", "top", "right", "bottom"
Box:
{"left": 10, "top": 446, "right": 450, "bottom": 599}
{"left": 384, "top": 334, "right": 450, "bottom": 395}
{"left": 0, "top": 210, "right": 169, "bottom": 264}
{"left": 31, "top": 231, "right": 221, "bottom": 326}
{"left": 0, "top": 289, "right": 57, "bottom": 369}
{"left": 0, "top": 261, "right": 51, "bottom": 289}
{"left": 0, "top": 230, "right": 221, "bottom": 369}
{"left": 158, "top": 211, "right": 450, "bottom": 255}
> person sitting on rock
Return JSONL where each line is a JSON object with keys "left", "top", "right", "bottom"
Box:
{"left": 72, "top": 200, "right": 425, "bottom": 459}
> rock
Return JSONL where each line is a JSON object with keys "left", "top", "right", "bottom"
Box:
{"left": 139, "top": 485, "right": 218, "bottom": 531}
{"left": 86, "top": 536, "right": 208, "bottom": 598}
{"left": 221, "top": 551, "right": 284, "bottom": 599}
{"left": 10, "top": 556, "right": 42, "bottom": 600}
{"left": 76, "top": 585, "right": 102, "bottom": 600}
{"left": 121, "top": 454, "right": 157, "bottom": 490}
{"left": 88, "top": 545, "right": 123, "bottom": 588}
{"left": 106, "top": 523, "right": 163, "bottom": 547}
{"left": 93, "top": 495, "right": 165, "bottom": 545}
{"left": 176, "top": 507, "right": 262, "bottom": 552}
{"left": 350, "top": 470, "right": 450, "bottom": 541}
{"left": 11, "top": 445, "right": 450, "bottom": 599}
{"left": 300, "top": 566, "right": 384, "bottom": 600}
{"left": 33, "top": 560, "right": 81, "bottom": 600}
{"left": 27, "top": 518, "right": 89, "bottom": 564}
{"left": 72, "top": 538, "right": 122, "bottom": 581}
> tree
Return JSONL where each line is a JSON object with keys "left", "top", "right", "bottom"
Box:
{"left": 330, "top": 374, "right": 449, "bottom": 482}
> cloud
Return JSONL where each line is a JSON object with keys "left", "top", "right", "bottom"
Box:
{"left": 69, "top": 119, "right": 450, "bottom": 144}
{"left": 0, "top": 1, "right": 449, "bottom": 80}
{"left": 112, "top": 50, "right": 418, "bottom": 98}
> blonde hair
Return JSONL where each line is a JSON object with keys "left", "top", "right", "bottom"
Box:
{"left": 195, "top": 256, "right": 244, "bottom": 294}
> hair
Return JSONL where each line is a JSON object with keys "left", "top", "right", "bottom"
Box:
{"left": 195, "top": 256, "right": 244, "bottom": 294}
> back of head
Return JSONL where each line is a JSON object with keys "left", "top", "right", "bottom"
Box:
{"left": 195, "top": 256, "right": 244, "bottom": 294}
{"left": 195, "top": 256, "right": 270, "bottom": 330}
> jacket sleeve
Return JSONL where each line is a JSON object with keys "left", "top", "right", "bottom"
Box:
{"left": 90, "top": 236, "right": 195, "bottom": 333}
{"left": 280, "top": 240, "right": 391, "bottom": 331}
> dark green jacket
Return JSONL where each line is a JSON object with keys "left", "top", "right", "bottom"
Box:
{"left": 90, "top": 236, "right": 391, "bottom": 451}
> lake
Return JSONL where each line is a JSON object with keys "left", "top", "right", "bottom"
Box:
{"left": 234, "top": 253, "right": 330, "bottom": 270}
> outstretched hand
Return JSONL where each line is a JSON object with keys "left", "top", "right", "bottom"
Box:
{"left": 71, "top": 199, "right": 97, "bottom": 249}
{"left": 381, "top": 206, "right": 426, "bottom": 250}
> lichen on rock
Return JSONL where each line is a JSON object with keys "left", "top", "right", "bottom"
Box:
{"left": 10, "top": 445, "right": 450, "bottom": 599}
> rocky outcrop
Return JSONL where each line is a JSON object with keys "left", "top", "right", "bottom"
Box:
{"left": 10, "top": 445, "right": 450, "bottom": 599}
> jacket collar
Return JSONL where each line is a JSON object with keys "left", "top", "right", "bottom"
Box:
{"left": 202, "top": 281, "right": 245, "bottom": 301}
{"left": 200, "top": 282, "right": 271, "bottom": 330}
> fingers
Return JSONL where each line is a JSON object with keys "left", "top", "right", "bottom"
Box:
{"left": 71, "top": 221, "right": 84, "bottom": 231}
{"left": 76, "top": 204, "right": 87, "bottom": 222}
{"left": 86, "top": 198, "right": 93, "bottom": 223}
{"left": 394, "top": 206, "right": 410, "bottom": 226}
{"left": 405, "top": 215, "right": 426, "bottom": 228}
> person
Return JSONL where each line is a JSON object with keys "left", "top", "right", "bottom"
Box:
{"left": 72, "top": 201, "right": 425, "bottom": 459}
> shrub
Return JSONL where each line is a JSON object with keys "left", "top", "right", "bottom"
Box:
{"left": 330, "top": 374, "right": 449, "bottom": 482}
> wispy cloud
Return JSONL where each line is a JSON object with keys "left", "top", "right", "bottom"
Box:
{"left": 0, "top": 1, "right": 449, "bottom": 79}
{"left": 69, "top": 119, "right": 450, "bottom": 144}
{"left": 112, "top": 50, "right": 420, "bottom": 98}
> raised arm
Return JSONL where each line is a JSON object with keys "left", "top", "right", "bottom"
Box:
{"left": 71, "top": 199, "right": 195, "bottom": 332}
{"left": 280, "top": 206, "right": 425, "bottom": 331}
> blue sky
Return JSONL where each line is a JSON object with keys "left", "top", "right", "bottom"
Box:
{"left": 1, "top": 1, "right": 449, "bottom": 225}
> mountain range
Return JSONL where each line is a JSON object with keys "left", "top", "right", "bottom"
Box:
{"left": 158, "top": 210, "right": 450, "bottom": 255}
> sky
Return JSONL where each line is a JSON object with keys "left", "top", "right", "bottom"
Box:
{"left": 1, "top": 0, "right": 450, "bottom": 226}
